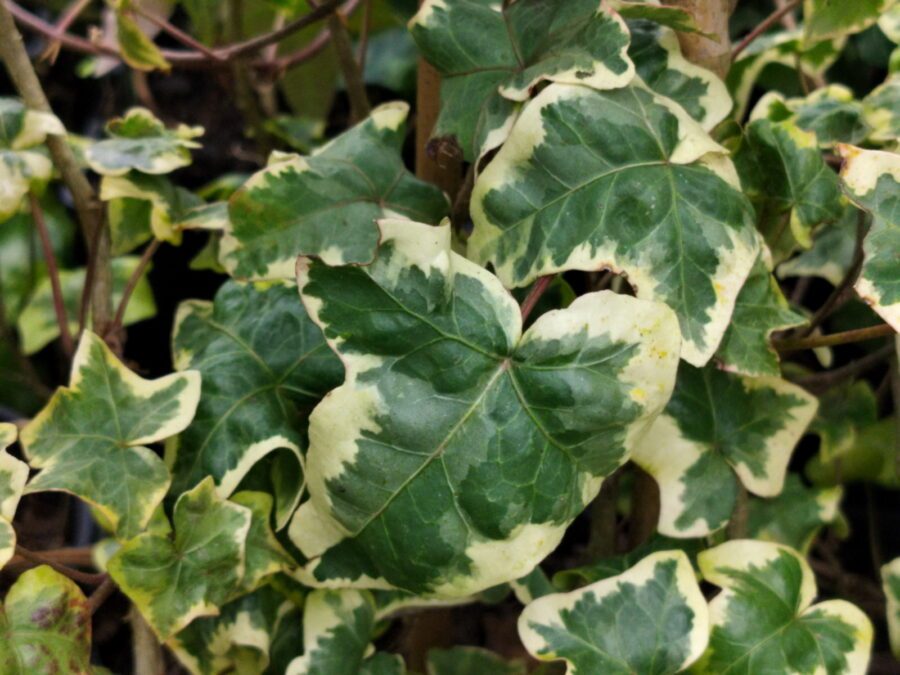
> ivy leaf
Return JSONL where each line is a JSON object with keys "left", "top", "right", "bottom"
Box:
{"left": 471, "top": 82, "right": 758, "bottom": 366}
{"left": 285, "top": 589, "right": 376, "bottom": 675}
{"left": 806, "top": 418, "right": 900, "bottom": 489}
{"left": 772, "top": 86, "right": 870, "bottom": 148}
{"left": 838, "top": 145, "right": 900, "bottom": 331}
{"left": 361, "top": 653, "right": 407, "bottom": 675}
{"left": 427, "top": 647, "right": 525, "bottom": 675}
{"left": 778, "top": 204, "right": 860, "bottom": 286}
{"left": 511, "top": 566, "right": 555, "bottom": 604}
{"left": 692, "top": 540, "right": 873, "bottom": 674}
{"left": 20, "top": 330, "right": 200, "bottom": 539}
{"left": 714, "top": 253, "right": 806, "bottom": 377}
{"left": 0, "top": 566, "right": 92, "bottom": 672}
{"left": 16, "top": 255, "right": 157, "bottom": 355}
{"left": 804, "top": 0, "right": 895, "bottom": 43}
{"left": 409, "top": 0, "right": 635, "bottom": 162}
{"left": 633, "top": 363, "right": 818, "bottom": 537}
{"left": 746, "top": 474, "right": 842, "bottom": 553}
{"left": 291, "top": 219, "right": 680, "bottom": 596}
{"left": 809, "top": 381, "right": 878, "bottom": 462}
{"left": 230, "top": 491, "right": 293, "bottom": 593}
{"left": 862, "top": 75, "right": 900, "bottom": 144}
{"left": 613, "top": 1, "right": 710, "bottom": 36}
{"left": 108, "top": 477, "right": 252, "bottom": 640}
{"left": 169, "top": 280, "right": 343, "bottom": 527}
{"left": 883, "top": 557, "right": 900, "bottom": 659}
{"left": 519, "top": 551, "right": 708, "bottom": 674}
{"left": 113, "top": 1, "right": 172, "bottom": 72}
{"left": 222, "top": 102, "right": 448, "bottom": 279}
{"left": 86, "top": 107, "right": 202, "bottom": 176}
{"left": 0, "top": 424, "right": 27, "bottom": 569}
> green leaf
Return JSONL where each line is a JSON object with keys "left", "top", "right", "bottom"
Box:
{"left": 511, "top": 566, "right": 555, "bottom": 603}
{"left": 809, "top": 381, "right": 878, "bottom": 462}
{"left": 471, "top": 82, "right": 758, "bottom": 366}
{"left": 776, "top": 86, "right": 870, "bottom": 148}
{"left": 614, "top": 1, "right": 710, "bottom": 36}
{"left": 804, "top": 0, "right": 895, "bottom": 43}
{"left": 20, "top": 330, "right": 200, "bottom": 539}
{"left": 114, "top": 2, "right": 172, "bottom": 72}
{"left": 0, "top": 423, "right": 26, "bottom": 569}
{"left": 633, "top": 363, "right": 818, "bottom": 537}
{"left": 109, "top": 477, "right": 252, "bottom": 640}
{"left": 0, "top": 566, "right": 92, "bottom": 673}
{"left": 222, "top": 102, "right": 448, "bottom": 278}
{"left": 883, "top": 557, "right": 900, "bottom": 659}
{"left": 714, "top": 253, "right": 806, "bottom": 377}
{"left": 168, "top": 280, "right": 343, "bottom": 527}
{"left": 806, "top": 418, "right": 900, "bottom": 488}
{"left": 838, "top": 146, "right": 900, "bottom": 331}
{"left": 230, "top": 492, "right": 293, "bottom": 593}
{"left": 427, "top": 647, "right": 525, "bottom": 675}
{"left": 285, "top": 589, "right": 376, "bottom": 675}
{"left": 291, "top": 219, "right": 680, "bottom": 596}
{"left": 746, "top": 474, "right": 842, "bottom": 553}
{"left": 778, "top": 204, "right": 860, "bottom": 286}
{"left": 691, "top": 540, "right": 873, "bottom": 674}
{"left": 86, "top": 107, "right": 202, "bottom": 176}
{"left": 361, "top": 653, "right": 407, "bottom": 675}
{"left": 519, "top": 550, "right": 708, "bottom": 674}
{"left": 409, "top": 0, "right": 635, "bottom": 161}
{"left": 862, "top": 75, "right": 900, "bottom": 144}
{"left": 16, "top": 255, "right": 157, "bottom": 355}
{"left": 0, "top": 98, "right": 64, "bottom": 150}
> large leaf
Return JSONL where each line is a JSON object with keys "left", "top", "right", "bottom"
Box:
{"left": 427, "top": 647, "right": 525, "bottom": 675}
{"left": 108, "top": 477, "right": 252, "bottom": 640}
{"left": 0, "top": 566, "right": 92, "bottom": 673}
{"left": 20, "top": 330, "right": 200, "bottom": 539}
{"left": 804, "top": 0, "right": 896, "bottom": 43}
{"left": 633, "top": 363, "right": 818, "bottom": 537}
{"left": 691, "top": 540, "right": 872, "bottom": 674}
{"left": 290, "top": 219, "right": 680, "bottom": 596}
{"left": 471, "top": 83, "right": 758, "bottom": 366}
{"left": 0, "top": 424, "right": 27, "bottom": 569}
{"left": 519, "top": 551, "right": 708, "bottom": 674}
{"left": 839, "top": 146, "right": 900, "bottom": 331}
{"left": 169, "top": 280, "right": 343, "bottom": 527}
{"left": 409, "top": 0, "right": 635, "bottom": 162}
{"left": 222, "top": 102, "right": 448, "bottom": 279}
{"left": 884, "top": 557, "right": 900, "bottom": 659}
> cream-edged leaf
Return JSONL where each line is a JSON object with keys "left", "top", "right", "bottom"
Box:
{"left": 883, "top": 557, "right": 900, "bottom": 659}
{"left": 0, "top": 424, "right": 26, "bottom": 569}
{"left": 804, "top": 0, "right": 896, "bottom": 43}
{"left": 809, "top": 381, "right": 878, "bottom": 462}
{"left": 863, "top": 75, "right": 900, "bottom": 145}
{"left": 778, "top": 204, "right": 860, "bottom": 286}
{"left": 230, "top": 492, "right": 293, "bottom": 593}
{"left": 806, "top": 418, "right": 900, "bottom": 489}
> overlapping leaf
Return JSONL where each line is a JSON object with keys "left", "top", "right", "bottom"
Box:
{"left": 863, "top": 75, "right": 900, "bottom": 144}
{"left": 764, "top": 86, "right": 871, "bottom": 147}
{"left": 427, "top": 647, "right": 525, "bottom": 675}
{"left": 0, "top": 424, "right": 26, "bottom": 569}
{"left": 222, "top": 102, "right": 448, "bottom": 279}
{"left": 633, "top": 363, "right": 818, "bottom": 537}
{"left": 471, "top": 82, "right": 758, "bottom": 366}
{"left": 409, "top": 0, "right": 635, "bottom": 161}
{"left": 519, "top": 551, "right": 708, "bottom": 674}
{"left": 810, "top": 381, "right": 878, "bottom": 462}
{"left": 779, "top": 204, "right": 860, "bottom": 286}
{"left": 20, "top": 331, "right": 200, "bottom": 539}
{"left": 884, "top": 557, "right": 900, "bottom": 659}
{"left": 692, "top": 540, "right": 872, "bottom": 673}
{"left": 169, "top": 280, "right": 343, "bottom": 527}
{"left": 612, "top": 1, "right": 709, "bottom": 36}
{"left": 291, "top": 219, "right": 680, "bottom": 596}
{"left": 803, "top": 0, "right": 896, "bottom": 43}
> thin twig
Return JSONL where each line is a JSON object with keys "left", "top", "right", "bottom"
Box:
{"left": 732, "top": 0, "right": 801, "bottom": 59}
{"left": 88, "top": 577, "right": 116, "bottom": 615}
{"left": 110, "top": 239, "right": 159, "bottom": 335}
{"left": 40, "top": 0, "right": 91, "bottom": 64}
{"left": 329, "top": 10, "right": 370, "bottom": 122}
{"left": 356, "top": 0, "right": 373, "bottom": 73}
{"left": 30, "top": 193, "right": 73, "bottom": 358}
{"left": 15, "top": 546, "right": 106, "bottom": 585}
{"left": 520, "top": 276, "right": 555, "bottom": 321}
{"left": 130, "top": 3, "right": 223, "bottom": 61}
{"left": 774, "top": 323, "right": 895, "bottom": 352}
{"left": 794, "top": 343, "right": 893, "bottom": 390}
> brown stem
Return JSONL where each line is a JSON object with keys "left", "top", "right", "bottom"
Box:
{"left": 732, "top": 0, "right": 802, "bottom": 59}
{"left": 88, "top": 577, "right": 117, "bottom": 615}
{"left": 520, "top": 275, "right": 555, "bottom": 321}
{"left": 329, "top": 12, "right": 370, "bottom": 122}
{"left": 774, "top": 323, "right": 896, "bottom": 352}
{"left": 40, "top": 0, "right": 91, "bottom": 64}
{"left": 130, "top": 4, "right": 223, "bottom": 61}
{"left": 227, "top": 0, "right": 271, "bottom": 156}
{"left": 356, "top": 0, "right": 372, "bottom": 72}
{"left": 29, "top": 193, "right": 73, "bottom": 358}
{"left": 628, "top": 466, "right": 660, "bottom": 549}
{"left": 130, "top": 607, "right": 165, "bottom": 675}
{"left": 109, "top": 239, "right": 159, "bottom": 337}
{"left": 794, "top": 343, "right": 894, "bottom": 390}
{"left": 15, "top": 546, "right": 106, "bottom": 585}
{"left": 662, "top": 0, "right": 734, "bottom": 78}
{"left": 727, "top": 484, "right": 748, "bottom": 539}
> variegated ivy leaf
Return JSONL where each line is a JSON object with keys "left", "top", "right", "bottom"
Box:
{"left": 628, "top": 22, "right": 731, "bottom": 131}
{"left": 113, "top": 0, "right": 172, "bottom": 72}
{"left": 778, "top": 204, "right": 860, "bottom": 286}
{"left": 16, "top": 255, "right": 156, "bottom": 355}
{"left": 863, "top": 75, "right": 900, "bottom": 145}
{"left": 291, "top": 219, "right": 680, "bottom": 596}
{"left": 108, "top": 477, "right": 252, "bottom": 641}
{"left": 427, "top": 647, "right": 525, "bottom": 675}
{"left": 361, "top": 653, "right": 407, "bottom": 675}
{"left": 169, "top": 280, "right": 343, "bottom": 527}
{"left": 803, "top": 0, "right": 896, "bottom": 43}
{"left": 746, "top": 474, "right": 842, "bottom": 553}
{"left": 692, "top": 540, "right": 873, "bottom": 674}
{"left": 230, "top": 492, "right": 293, "bottom": 594}
{"left": 883, "top": 557, "right": 900, "bottom": 659}
{"left": 633, "top": 363, "right": 818, "bottom": 537}
{"left": 408, "top": 0, "right": 635, "bottom": 162}
{"left": 511, "top": 566, "right": 555, "bottom": 604}
{"left": 285, "top": 589, "right": 376, "bottom": 675}
{"left": 752, "top": 86, "right": 871, "bottom": 148}
{"left": 734, "top": 118, "right": 843, "bottom": 263}
{"left": 810, "top": 381, "right": 878, "bottom": 462}
{"left": 222, "top": 102, "right": 448, "bottom": 279}
{"left": 20, "top": 330, "right": 200, "bottom": 539}
{"left": 86, "top": 107, "right": 202, "bottom": 176}
{"left": 0, "top": 565, "right": 92, "bottom": 673}
{"left": 519, "top": 551, "right": 708, "bottom": 674}
{"left": 714, "top": 253, "right": 805, "bottom": 377}
{"left": 806, "top": 418, "right": 900, "bottom": 489}
{"left": 0, "top": 424, "right": 27, "bottom": 569}
{"left": 471, "top": 82, "right": 758, "bottom": 366}
{"left": 839, "top": 145, "right": 900, "bottom": 330}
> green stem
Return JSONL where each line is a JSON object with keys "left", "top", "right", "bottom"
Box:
{"left": 774, "top": 323, "right": 896, "bottom": 352}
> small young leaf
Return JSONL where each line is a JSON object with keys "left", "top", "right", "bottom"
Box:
{"left": 0, "top": 424, "right": 27, "bottom": 569}
{"left": 113, "top": 2, "right": 172, "bottom": 72}
{"left": 519, "top": 551, "right": 708, "bottom": 674}
{"left": 20, "top": 331, "right": 200, "bottom": 539}
{"left": 692, "top": 540, "right": 873, "bottom": 674}
{"left": 427, "top": 647, "right": 525, "bottom": 675}
{"left": 883, "top": 557, "right": 900, "bottom": 659}
{"left": 633, "top": 363, "right": 818, "bottom": 537}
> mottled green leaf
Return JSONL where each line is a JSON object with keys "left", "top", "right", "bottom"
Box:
{"left": 231, "top": 492, "right": 293, "bottom": 593}
{"left": 778, "top": 204, "right": 860, "bottom": 286}
{"left": 109, "top": 477, "right": 252, "bottom": 640}
{"left": 692, "top": 540, "right": 872, "bottom": 674}
{"left": 291, "top": 219, "right": 680, "bottom": 596}
{"left": 114, "top": 1, "right": 172, "bottom": 72}
{"left": 839, "top": 146, "right": 900, "bottom": 331}
{"left": 86, "top": 107, "right": 202, "bottom": 176}
{"left": 427, "top": 647, "right": 524, "bottom": 675}
{"left": 471, "top": 83, "right": 758, "bottom": 366}
{"left": 20, "top": 330, "right": 200, "bottom": 539}
{"left": 863, "top": 75, "right": 900, "bottom": 145}
{"left": 169, "top": 280, "right": 343, "bottom": 527}
{"left": 810, "top": 381, "right": 878, "bottom": 462}
{"left": 633, "top": 363, "right": 818, "bottom": 537}
{"left": 0, "top": 423, "right": 26, "bottom": 569}
{"left": 785, "top": 86, "right": 870, "bottom": 147}
{"left": 804, "top": 0, "right": 895, "bottom": 43}
{"left": 222, "top": 102, "right": 448, "bottom": 278}
{"left": 0, "top": 98, "right": 64, "bottom": 150}
{"left": 520, "top": 551, "right": 708, "bottom": 674}
{"left": 409, "top": 0, "right": 635, "bottom": 161}
{"left": 806, "top": 418, "right": 900, "bottom": 488}
{"left": 0, "top": 566, "right": 91, "bottom": 673}
{"left": 614, "top": 1, "right": 709, "bottom": 36}
{"left": 883, "top": 557, "right": 900, "bottom": 659}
